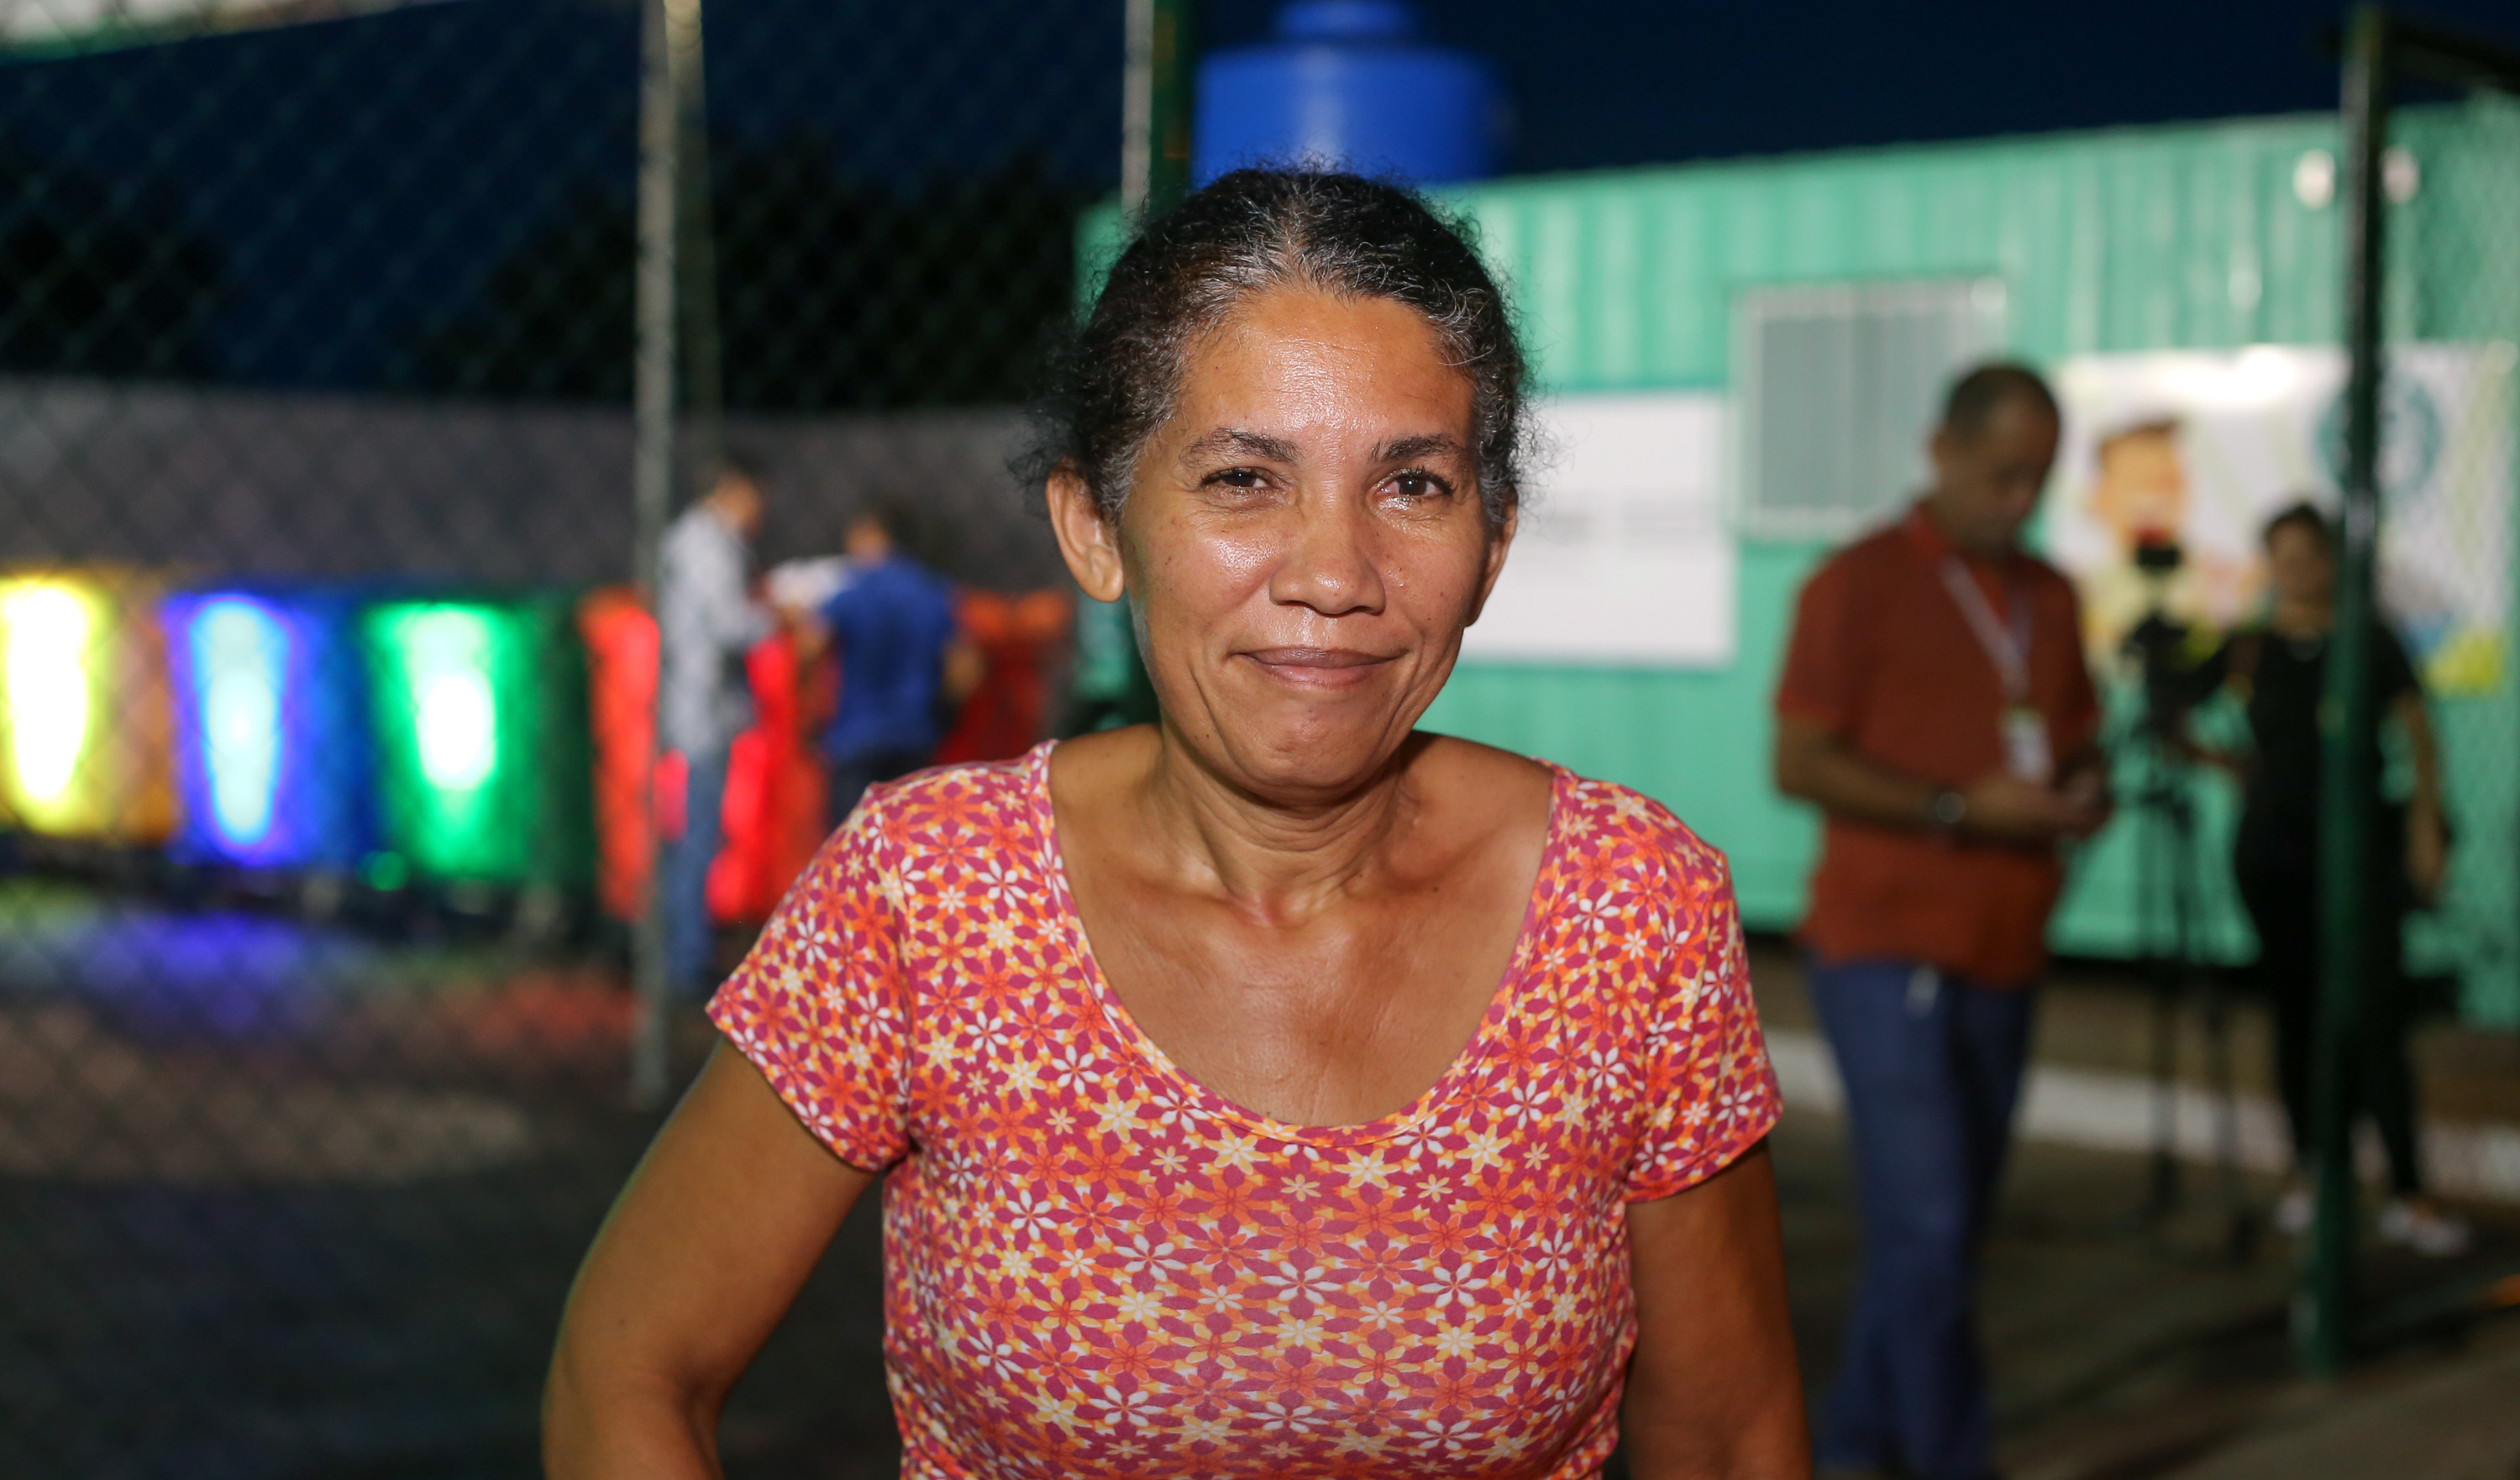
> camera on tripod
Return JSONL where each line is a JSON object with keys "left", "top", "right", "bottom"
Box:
{"left": 2106, "top": 531, "right": 2255, "bottom": 1258}
{"left": 2120, "top": 535, "right": 2203, "bottom": 733}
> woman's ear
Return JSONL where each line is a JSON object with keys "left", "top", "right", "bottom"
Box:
{"left": 1466, "top": 499, "right": 1518, "bottom": 625}
{"left": 1047, "top": 463, "right": 1126, "bottom": 603}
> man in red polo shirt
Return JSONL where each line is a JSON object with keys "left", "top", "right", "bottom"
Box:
{"left": 1775, "top": 362, "right": 2108, "bottom": 1480}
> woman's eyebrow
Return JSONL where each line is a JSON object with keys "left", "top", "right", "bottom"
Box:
{"left": 1182, "top": 428, "right": 1299, "bottom": 463}
{"left": 1378, "top": 433, "right": 1464, "bottom": 463}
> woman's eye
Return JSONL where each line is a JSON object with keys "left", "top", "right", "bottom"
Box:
{"left": 1204, "top": 467, "right": 1270, "bottom": 491}
{"left": 1389, "top": 470, "right": 1451, "bottom": 501}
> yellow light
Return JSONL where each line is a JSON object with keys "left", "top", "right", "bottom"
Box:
{"left": 1, "top": 580, "right": 98, "bottom": 811}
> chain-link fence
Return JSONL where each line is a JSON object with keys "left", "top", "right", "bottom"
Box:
{"left": 2286, "top": 13, "right": 2520, "bottom": 1371}
{"left": 0, "top": 1, "right": 1117, "bottom": 1471}
{"left": 2381, "top": 54, "right": 2520, "bottom": 1034}
{"left": 5, "top": 0, "right": 2516, "bottom": 1465}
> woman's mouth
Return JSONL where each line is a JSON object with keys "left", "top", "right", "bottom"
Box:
{"left": 1240, "top": 647, "right": 1399, "bottom": 689}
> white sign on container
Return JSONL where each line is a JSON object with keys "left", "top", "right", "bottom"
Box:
{"left": 1461, "top": 390, "right": 1734, "bottom": 668}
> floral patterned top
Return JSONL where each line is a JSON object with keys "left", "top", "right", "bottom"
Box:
{"left": 709, "top": 743, "right": 1780, "bottom": 1479}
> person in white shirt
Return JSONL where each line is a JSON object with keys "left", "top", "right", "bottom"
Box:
{"left": 657, "top": 461, "right": 773, "bottom": 994}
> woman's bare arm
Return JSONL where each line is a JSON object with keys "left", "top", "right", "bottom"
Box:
{"left": 1622, "top": 1141, "right": 1809, "bottom": 1480}
{"left": 544, "top": 1043, "right": 876, "bottom": 1479}
{"left": 2397, "top": 690, "right": 2449, "bottom": 904}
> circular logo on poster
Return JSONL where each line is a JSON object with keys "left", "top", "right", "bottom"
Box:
{"left": 2317, "top": 373, "right": 2443, "bottom": 506}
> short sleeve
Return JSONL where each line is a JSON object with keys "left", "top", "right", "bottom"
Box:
{"left": 706, "top": 805, "right": 915, "bottom": 1171}
{"left": 1625, "top": 853, "right": 1783, "bottom": 1203}
{"left": 1774, "top": 555, "right": 1858, "bottom": 733}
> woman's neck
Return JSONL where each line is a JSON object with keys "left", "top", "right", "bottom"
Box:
{"left": 2270, "top": 594, "right": 2334, "bottom": 637}
{"left": 1137, "top": 727, "right": 1423, "bottom": 919}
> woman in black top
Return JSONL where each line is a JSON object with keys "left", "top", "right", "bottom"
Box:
{"left": 2195, "top": 501, "right": 2465, "bottom": 1255}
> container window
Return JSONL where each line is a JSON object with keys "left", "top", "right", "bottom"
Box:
{"left": 1736, "top": 279, "right": 2008, "bottom": 539}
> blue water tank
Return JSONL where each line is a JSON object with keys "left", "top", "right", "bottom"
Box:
{"left": 1194, "top": 1, "right": 1500, "bottom": 187}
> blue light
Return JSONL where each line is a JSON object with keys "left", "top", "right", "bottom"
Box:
{"left": 164, "top": 586, "right": 375, "bottom": 872}
{"left": 191, "top": 597, "right": 289, "bottom": 850}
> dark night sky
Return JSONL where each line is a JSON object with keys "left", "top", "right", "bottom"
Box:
{"left": 1206, "top": 0, "right": 2517, "bottom": 172}
{"left": 2, "top": 0, "right": 2514, "bottom": 391}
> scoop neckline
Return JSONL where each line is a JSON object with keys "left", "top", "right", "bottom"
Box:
{"left": 1025, "top": 740, "right": 1567, "bottom": 1152}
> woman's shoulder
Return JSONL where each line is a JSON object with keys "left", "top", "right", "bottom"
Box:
{"left": 832, "top": 747, "right": 1050, "bottom": 861}
{"left": 1412, "top": 732, "right": 1552, "bottom": 808}
{"left": 1551, "top": 770, "right": 1732, "bottom": 893}
{"left": 1421, "top": 737, "right": 1730, "bottom": 895}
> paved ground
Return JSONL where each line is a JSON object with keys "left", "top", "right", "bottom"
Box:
{"left": 1747, "top": 944, "right": 2520, "bottom": 1480}
{"left": 1772, "top": 1104, "right": 2520, "bottom": 1480}
{"left": 2159, "top": 1317, "right": 2520, "bottom": 1480}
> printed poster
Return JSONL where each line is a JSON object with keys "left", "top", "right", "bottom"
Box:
{"left": 2046, "top": 343, "right": 2516, "bottom": 694}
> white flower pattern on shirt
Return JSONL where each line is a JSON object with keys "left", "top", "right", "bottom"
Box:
{"left": 709, "top": 744, "right": 1780, "bottom": 1479}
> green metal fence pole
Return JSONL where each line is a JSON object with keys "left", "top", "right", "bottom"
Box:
{"left": 1122, "top": 0, "right": 1198, "bottom": 218}
{"left": 2302, "top": 0, "right": 2393, "bottom": 1379}
{"left": 1090, "top": 0, "right": 1197, "bottom": 732}
{"left": 630, "top": 0, "right": 706, "bottom": 1112}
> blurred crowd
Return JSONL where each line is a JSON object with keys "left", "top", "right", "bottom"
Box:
{"left": 655, "top": 462, "right": 1072, "bottom": 995}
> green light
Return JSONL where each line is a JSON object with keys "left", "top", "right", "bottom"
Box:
{"left": 361, "top": 596, "right": 593, "bottom": 889}
{"left": 417, "top": 669, "right": 496, "bottom": 789}
{"left": 0, "top": 579, "right": 101, "bottom": 827}
{"left": 402, "top": 611, "right": 498, "bottom": 790}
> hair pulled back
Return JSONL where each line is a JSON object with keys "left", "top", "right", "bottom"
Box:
{"left": 1032, "top": 168, "right": 1530, "bottom": 532}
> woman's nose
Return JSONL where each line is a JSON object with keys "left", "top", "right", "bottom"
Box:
{"left": 1268, "top": 499, "right": 1386, "bottom": 617}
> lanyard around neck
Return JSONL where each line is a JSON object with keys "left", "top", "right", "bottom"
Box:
{"left": 1937, "top": 555, "right": 2032, "bottom": 702}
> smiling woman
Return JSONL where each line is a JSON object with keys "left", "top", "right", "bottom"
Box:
{"left": 544, "top": 171, "right": 1804, "bottom": 1480}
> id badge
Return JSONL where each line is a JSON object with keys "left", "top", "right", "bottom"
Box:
{"left": 2002, "top": 706, "right": 2053, "bottom": 784}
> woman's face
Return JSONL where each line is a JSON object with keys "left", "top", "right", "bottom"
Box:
{"left": 1050, "top": 286, "right": 1513, "bottom": 801}
{"left": 2265, "top": 522, "right": 2335, "bottom": 606}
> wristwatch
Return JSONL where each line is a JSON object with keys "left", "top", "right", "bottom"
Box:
{"left": 1926, "top": 789, "right": 1967, "bottom": 833}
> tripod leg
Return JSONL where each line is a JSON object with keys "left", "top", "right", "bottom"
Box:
{"left": 2143, "top": 761, "right": 2182, "bottom": 1227}
{"left": 2147, "top": 958, "right": 2181, "bottom": 1224}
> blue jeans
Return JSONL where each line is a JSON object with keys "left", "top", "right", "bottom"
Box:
{"left": 661, "top": 745, "right": 730, "bottom": 997}
{"left": 1808, "top": 957, "right": 2035, "bottom": 1480}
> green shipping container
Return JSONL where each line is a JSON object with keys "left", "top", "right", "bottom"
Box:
{"left": 1081, "top": 100, "right": 2520, "bottom": 1026}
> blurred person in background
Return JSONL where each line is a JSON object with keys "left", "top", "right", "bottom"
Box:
{"left": 547, "top": 167, "right": 1804, "bottom": 1480}
{"left": 2185, "top": 501, "right": 2467, "bottom": 1257}
{"left": 807, "top": 500, "right": 981, "bottom": 824}
{"left": 657, "top": 459, "right": 774, "bottom": 996}
{"left": 1774, "top": 364, "right": 2109, "bottom": 1480}
{"left": 930, "top": 587, "right": 1075, "bottom": 764}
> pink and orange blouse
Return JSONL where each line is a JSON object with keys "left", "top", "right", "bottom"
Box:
{"left": 710, "top": 743, "right": 1780, "bottom": 1477}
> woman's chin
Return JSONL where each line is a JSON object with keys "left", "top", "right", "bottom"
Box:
{"left": 1191, "top": 716, "right": 1415, "bottom": 802}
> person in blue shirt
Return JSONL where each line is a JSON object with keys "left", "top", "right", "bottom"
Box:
{"left": 811, "top": 501, "right": 978, "bottom": 826}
